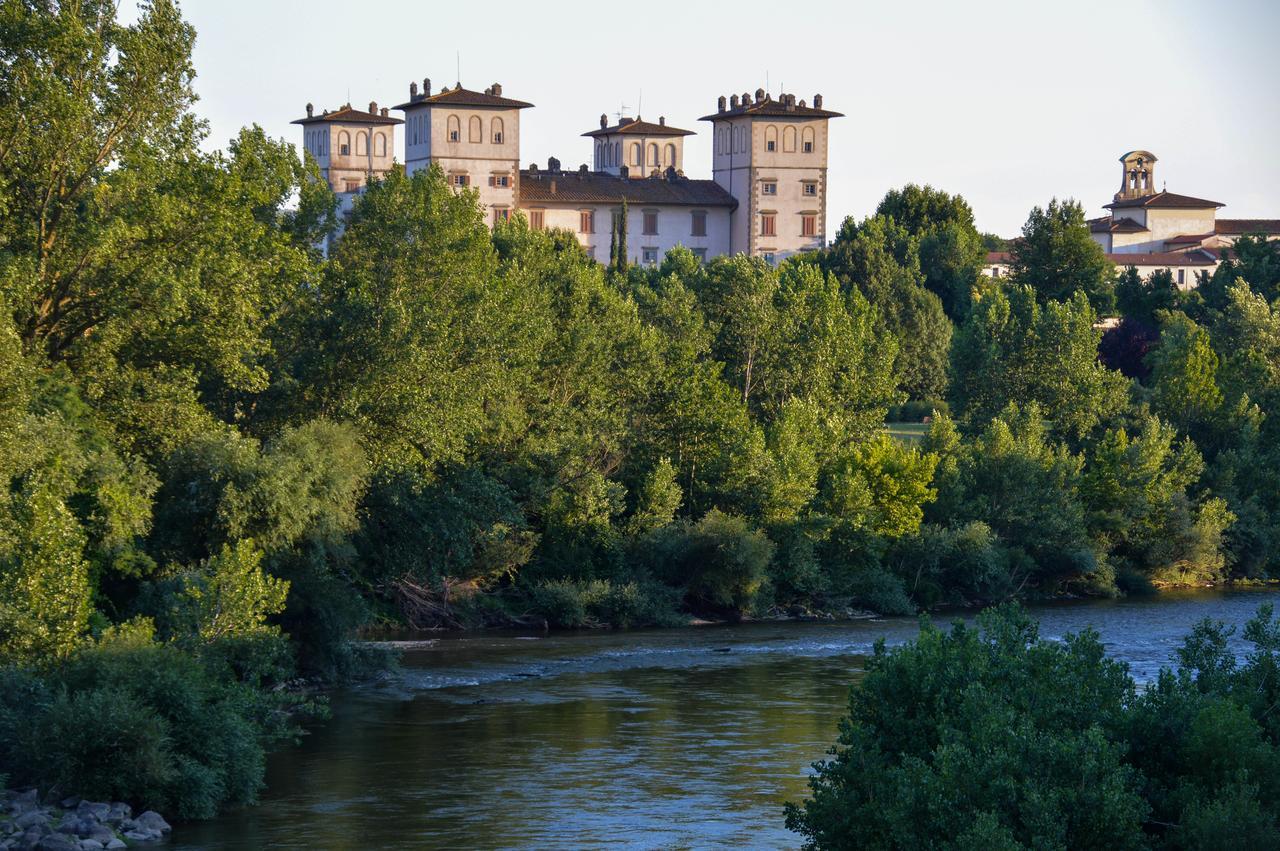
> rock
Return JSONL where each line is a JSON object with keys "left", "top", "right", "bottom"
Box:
{"left": 34, "top": 834, "right": 76, "bottom": 851}
{"left": 132, "top": 812, "right": 169, "bottom": 836}
{"left": 13, "top": 814, "right": 47, "bottom": 833}
{"left": 77, "top": 841, "right": 104, "bottom": 851}
{"left": 10, "top": 791, "right": 38, "bottom": 815}
{"left": 103, "top": 806, "right": 128, "bottom": 827}
{"left": 104, "top": 841, "right": 125, "bottom": 851}
{"left": 56, "top": 801, "right": 78, "bottom": 813}
{"left": 121, "top": 831, "right": 153, "bottom": 842}
{"left": 71, "top": 805, "right": 106, "bottom": 825}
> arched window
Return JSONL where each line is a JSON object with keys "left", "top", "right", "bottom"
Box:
{"left": 614, "top": 142, "right": 620, "bottom": 166}
{"left": 630, "top": 143, "right": 641, "bottom": 166}
{"left": 764, "top": 125, "right": 778, "bottom": 152}
{"left": 802, "top": 126, "right": 815, "bottom": 153}
{"left": 664, "top": 143, "right": 676, "bottom": 166}
{"left": 648, "top": 143, "right": 659, "bottom": 167}
{"left": 447, "top": 115, "right": 460, "bottom": 142}
{"left": 783, "top": 125, "right": 796, "bottom": 153}
{"left": 374, "top": 132, "right": 386, "bottom": 157}
{"left": 355, "top": 131, "right": 368, "bottom": 156}
{"left": 491, "top": 116, "right": 504, "bottom": 144}
{"left": 338, "top": 130, "right": 350, "bottom": 156}
{"left": 469, "top": 115, "right": 482, "bottom": 143}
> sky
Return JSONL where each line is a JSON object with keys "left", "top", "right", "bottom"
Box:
{"left": 124, "top": 0, "right": 1280, "bottom": 237}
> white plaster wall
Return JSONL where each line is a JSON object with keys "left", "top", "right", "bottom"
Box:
{"left": 529, "top": 203, "right": 731, "bottom": 265}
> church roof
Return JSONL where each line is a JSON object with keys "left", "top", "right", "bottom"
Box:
{"left": 393, "top": 85, "right": 533, "bottom": 111}
{"left": 519, "top": 168, "right": 737, "bottom": 208}
{"left": 1105, "top": 191, "right": 1224, "bottom": 210}
{"left": 1089, "top": 216, "right": 1148, "bottom": 233}
{"left": 700, "top": 95, "right": 843, "bottom": 121}
{"left": 1165, "top": 232, "right": 1214, "bottom": 246}
{"left": 1215, "top": 218, "right": 1280, "bottom": 235}
{"left": 583, "top": 117, "right": 693, "bottom": 138}
{"left": 1107, "top": 249, "right": 1219, "bottom": 267}
{"left": 292, "top": 105, "right": 402, "bottom": 126}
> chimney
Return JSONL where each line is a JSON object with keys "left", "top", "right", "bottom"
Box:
{"left": 579, "top": 163, "right": 588, "bottom": 174}
{"left": 799, "top": 99, "right": 807, "bottom": 108}
{"left": 528, "top": 162, "right": 538, "bottom": 173}
{"left": 619, "top": 165, "right": 629, "bottom": 179}
{"left": 755, "top": 88, "right": 765, "bottom": 103}
{"left": 659, "top": 115, "right": 666, "bottom": 126}
{"left": 600, "top": 113, "right": 608, "bottom": 128}
{"left": 380, "top": 107, "right": 388, "bottom": 117}
{"left": 718, "top": 95, "right": 726, "bottom": 112}
{"left": 665, "top": 166, "right": 676, "bottom": 181}
{"left": 742, "top": 91, "right": 751, "bottom": 105}
{"left": 306, "top": 102, "right": 314, "bottom": 117}
{"left": 369, "top": 100, "right": 377, "bottom": 114}
{"left": 492, "top": 83, "right": 502, "bottom": 96}
{"left": 423, "top": 78, "right": 432, "bottom": 96}
{"left": 547, "top": 156, "right": 560, "bottom": 172}
{"left": 549, "top": 178, "right": 557, "bottom": 195}
{"left": 730, "top": 94, "right": 740, "bottom": 108}
{"left": 410, "top": 81, "right": 418, "bottom": 98}
{"left": 814, "top": 93, "right": 823, "bottom": 109}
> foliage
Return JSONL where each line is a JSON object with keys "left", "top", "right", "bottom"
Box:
{"left": 1009, "top": 198, "right": 1116, "bottom": 312}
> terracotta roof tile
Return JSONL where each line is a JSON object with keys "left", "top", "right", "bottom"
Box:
{"left": 292, "top": 105, "right": 402, "bottom": 126}
{"left": 583, "top": 117, "right": 693, "bottom": 138}
{"left": 393, "top": 85, "right": 533, "bottom": 111}
{"left": 519, "top": 169, "right": 737, "bottom": 208}
{"left": 1215, "top": 218, "right": 1280, "bottom": 235}
{"left": 1089, "top": 216, "right": 1148, "bottom": 233}
{"left": 1104, "top": 191, "right": 1223, "bottom": 210}
{"left": 700, "top": 94, "right": 842, "bottom": 121}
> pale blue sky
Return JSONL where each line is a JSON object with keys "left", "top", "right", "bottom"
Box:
{"left": 127, "top": 0, "right": 1280, "bottom": 236}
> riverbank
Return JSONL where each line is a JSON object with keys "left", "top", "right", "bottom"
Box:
{"left": 0, "top": 791, "right": 170, "bottom": 850}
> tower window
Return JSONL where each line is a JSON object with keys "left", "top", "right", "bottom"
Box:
{"left": 691, "top": 210, "right": 707, "bottom": 237}
{"left": 761, "top": 213, "right": 777, "bottom": 237}
{"left": 802, "top": 182, "right": 817, "bottom": 196}
{"left": 761, "top": 181, "right": 777, "bottom": 196}
{"left": 451, "top": 173, "right": 470, "bottom": 187}
{"left": 802, "top": 141, "right": 814, "bottom": 153}
{"left": 801, "top": 214, "right": 817, "bottom": 237}
{"left": 766, "top": 140, "right": 776, "bottom": 152}
{"left": 489, "top": 174, "right": 510, "bottom": 187}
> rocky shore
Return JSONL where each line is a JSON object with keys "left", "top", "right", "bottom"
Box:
{"left": 1, "top": 791, "right": 170, "bottom": 850}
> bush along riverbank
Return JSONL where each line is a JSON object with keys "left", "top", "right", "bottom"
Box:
{"left": 0, "top": 791, "right": 169, "bottom": 850}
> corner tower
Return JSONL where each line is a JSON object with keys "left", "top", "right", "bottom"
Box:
{"left": 292, "top": 101, "right": 401, "bottom": 196}
{"left": 394, "top": 79, "right": 534, "bottom": 226}
{"left": 701, "top": 89, "right": 842, "bottom": 261}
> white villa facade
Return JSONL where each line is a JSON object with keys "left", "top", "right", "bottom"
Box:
{"left": 295, "top": 79, "right": 842, "bottom": 266}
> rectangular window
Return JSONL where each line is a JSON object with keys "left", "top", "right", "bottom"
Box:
{"left": 1177, "top": 268, "right": 1185, "bottom": 285}
{"left": 586, "top": 245, "right": 596, "bottom": 260}
{"left": 802, "top": 182, "right": 818, "bottom": 196}
{"left": 761, "top": 213, "right": 777, "bottom": 237}
{"left": 340, "top": 144, "right": 350, "bottom": 156}
{"left": 766, "top": 140, "right": 776, "bottom": 152}
{"left": 642, "top": 247, "right": 659, "bottom": 265}
{"left": 761, "top": 181, "right": 777, "bottom": 195}
{"left": 801, "top": 215, "right": 817, "bottom": 237}
{"left": 692, "top": 248, "right": 707, "bottom": 262}
{"left": 493, "top": 132, "right": 504, "bottom": 144}
{"left": 492, "top": 207, "right": 511, "bottom": 226}
{"left": 691, "top": 210, "right": 707, "bottom": 237}
{"left": 489, "top": 174, "right": 510, "bottom": 188}
{"left": 580, "top": 210, "right": 594, "bottom": 234}
{"left": 802, "top": 141, "right": 814, "bottom": 153}
{"left": 992, "top": 267, "right": 1001, "bottom": 278}
{"left": 643, "top": 211, "right": 658, "bottom": 235}
{"left": 529, "top": 210, "right": 545, "bottom": 230}
{"left": 343, "top": 179, "right": 361, "bottom": 193}
{"left": 449, "top": 130, "right": 460, "bottom": 142}
{"left": 763, "top": 252, "right": 776, "bottom": 266}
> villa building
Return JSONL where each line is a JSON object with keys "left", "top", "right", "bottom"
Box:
{"left": 296, "top": 79, "right": 842, "bottom": 265}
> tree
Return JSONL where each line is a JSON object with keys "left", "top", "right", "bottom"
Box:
{"left": 950, "top": 285, "right": 1129, "bottom": 440}
{"left": 875, "top": 184, "right": 985, "bottom": 319}
{"left": 1150, "top": 311, "right": 1223, "bottom": 438}
{"left": 1010, "top": 198, "right": 1116, "bottom": 312}
{"left": 786, "top": 605, "right": 1147, "bottom": 850}
{"left": 613, "top": 199, "right": 629, "bottom": 273}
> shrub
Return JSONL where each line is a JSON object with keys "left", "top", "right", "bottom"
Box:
{"left": 523, "top": 578, "right": 682, "bottom": 629}
{"left": 641, "top": 509, "right": 774, "bottom": 620}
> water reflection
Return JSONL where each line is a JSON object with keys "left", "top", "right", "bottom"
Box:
{"left": 175, "top": 588, "right": 1279, "bottom": 850}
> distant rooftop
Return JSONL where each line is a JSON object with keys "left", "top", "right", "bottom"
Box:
{"left": 292, "top": 103, "right": 402, "bottom": 126}
{"left": 583, "top": 116, "right": 693, "bottom": 138}
{"left": 393, "top": 80, "right": 533, "bottom": 111}
{"left": 1104, "top": 190, "right": 1224, "bottom": 210}
{"left": 519, "top": 163, "right": 737, "bottom": 208}
{"left": 700, "top": 89, "right": 842, "bottom": 121}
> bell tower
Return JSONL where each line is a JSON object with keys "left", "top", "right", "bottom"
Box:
{"left": 1116, "top": 150, "right": 1158, "bottom": 201}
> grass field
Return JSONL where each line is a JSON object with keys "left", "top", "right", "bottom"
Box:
{"left": 884, "top": 422, "right": 930, "bottom": 443}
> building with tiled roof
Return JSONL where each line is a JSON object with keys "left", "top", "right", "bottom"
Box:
{"left": 299, "top": 77, "right": 840, "bottom": 265}
{"left": 982, "top": 248, "right": 1221, "bottom": 291}
{"left": 1088, "top": 150, "right": 1279, "bottom": 261}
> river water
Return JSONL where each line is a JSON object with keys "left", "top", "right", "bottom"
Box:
{"left": 174, "top": 588, "right": 1279, "bottom": 850}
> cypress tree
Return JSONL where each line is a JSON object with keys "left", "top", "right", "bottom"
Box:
{"left": 614, "top": 199, "right": 629, "bottom": 273}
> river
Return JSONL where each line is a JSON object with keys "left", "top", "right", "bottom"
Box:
{"left": 173, "top": 588, "right": 1279, "bottom": 850}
